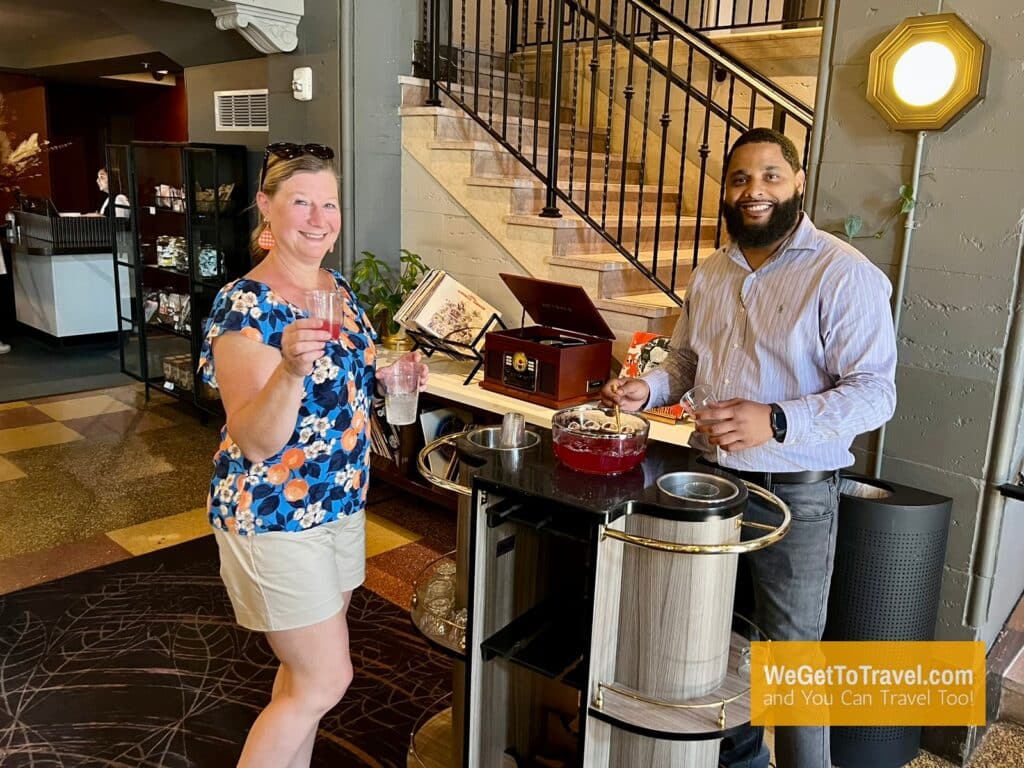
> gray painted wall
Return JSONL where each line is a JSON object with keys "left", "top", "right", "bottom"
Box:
{"left": 185, "top": 58, "right": 268, "bottom": 152}
{"left": 184, "top": 57, "right": 269, "bottom": 235}
{"left": 813, "top": 0, "right": 1024, "bottom": 661}
{"left": 352, "top": 1, "right": 419, "bottom": 270}
{"left": 184, "top": 2, "right": 420, "bottom": 278}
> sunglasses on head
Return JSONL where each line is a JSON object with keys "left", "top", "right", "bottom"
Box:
{"left": 260, "top": 142, "right": 335, "bottom": 184}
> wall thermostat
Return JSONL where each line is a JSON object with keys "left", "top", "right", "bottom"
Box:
{"left": 292, "top": 67, "right": 313, "bottom": 101}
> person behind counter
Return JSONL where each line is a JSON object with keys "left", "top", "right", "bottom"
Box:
{"left": 196, "top": 142, "right": 428, "bottom": 768}
{"left": 88, "top": 168, "right": 129, "bottom": 218}
{"left": 601, "top": 127, "right": 897, "bottom": 768}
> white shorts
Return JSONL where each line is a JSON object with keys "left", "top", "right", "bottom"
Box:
{"left": 213, "top": 510, "right": 366, "bottom": 633}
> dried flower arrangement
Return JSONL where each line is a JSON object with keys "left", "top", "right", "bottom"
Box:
{"left": 0, "top": 94, "right": 65, "bottom": 194}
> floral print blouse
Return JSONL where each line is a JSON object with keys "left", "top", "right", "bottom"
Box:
{"left": 198, "top": 270, "right": 377, "bottom": 535}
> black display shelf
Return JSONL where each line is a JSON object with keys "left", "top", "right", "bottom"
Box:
{"left": 145, "top": 263, "right": 190, "bottom": 279}
{"left": 147, "top": 378, "right": 192, "bottom": 400}
{"left": 146, "top": 322, "right": 191, "bottom": 340}
{"left": 107, "top": 140, "right": 248, "bottom": 419}
{"left": 480, "top": 599, "right": 587, "bottom": 689}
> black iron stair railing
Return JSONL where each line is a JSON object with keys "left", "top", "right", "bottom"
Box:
{"left": 420, "top": 0, "right": 814, "bottom": 303}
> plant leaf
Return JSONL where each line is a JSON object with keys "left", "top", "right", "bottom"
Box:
{"left": 844, "top": 215, "right": 862, "bottom": 239}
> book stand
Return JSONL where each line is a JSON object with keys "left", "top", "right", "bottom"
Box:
{"left": 405, "top": 313, "right": 506, "bottom": 385}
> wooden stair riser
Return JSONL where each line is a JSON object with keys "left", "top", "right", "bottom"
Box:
{"left": 472, "top": 151, "right": 643, "bottom": 185}
{"left": 547, "top": 257, "right": 696, "bottom": 298}
{"left": 553, "top": 219, "right": 718, "bottom": 256}
{"left": 426, "top": 111, "right": 611, "bottom": 152}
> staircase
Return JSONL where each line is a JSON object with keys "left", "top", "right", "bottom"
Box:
{"left": 402, "top": 0, "right": 820, "bottom": 360}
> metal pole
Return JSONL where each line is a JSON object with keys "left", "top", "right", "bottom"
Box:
{"left": 804, "top": 0, "right": 835, "bottom": 214}
{"left": 965, "top": 210, "right": 1024, "bottom": 629}
{"left": 872, "top": 130, "right": 925, "bottom": 478}
{"left": 426, "top": 0, "right": 443, "bottom": 106}
{"left": 539, "top": 0, "right": 566, "bottom": 217}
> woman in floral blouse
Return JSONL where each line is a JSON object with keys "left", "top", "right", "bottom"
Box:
{"left": 198, "top": 144, "right": 427, "bottom": 768}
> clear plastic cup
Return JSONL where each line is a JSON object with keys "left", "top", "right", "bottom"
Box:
{"left": 681, "top": 384, "right": 725, "bottom": 460}
{"left": 380, "top": 359, "right": 419, "bottom": 425}
{"left": 305, "top": 289, "right": 345, "bottom": 340}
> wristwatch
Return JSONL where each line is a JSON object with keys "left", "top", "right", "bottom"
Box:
{"left": 769, "top": 403, "right": 787, "bottom": 443}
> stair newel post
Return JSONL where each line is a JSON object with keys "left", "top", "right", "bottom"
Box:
{"left": 426, "top": 0, "right": 443, "bottom": 106}
{"left": 539, "top": 0, "right": 566, "bottom": 218}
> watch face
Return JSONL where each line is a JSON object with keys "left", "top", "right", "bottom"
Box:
{"left": 771, "top": 405, "right": 787, "bottom": 440}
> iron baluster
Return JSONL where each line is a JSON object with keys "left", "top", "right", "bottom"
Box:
{"left": 651, "top": 19, "right": 676, "bottom": 285}
{"left": 460, "top": 0, "right": 467, "bottom": 100}
{"left": 470, "top": 0, "right": 480, "bottom": 113}
{"left": 633, "top": 8, "right": 657, "bottom": 260}
{"left": 487, "top": 0, "right": 496, "bottom": 126}
{"left": 616, "top": 3, "right": 638, "bottom": 242}
{"left": 503, "top": 0, "right": 513, "bottom": 138}
{"left": 427, "top": 0, "right": 442, "bottom": 105}
{"left": 600, "top": 0, "right": 618, "bottom": 228}
{"left": 447, "top": 0, "right": 455, "bottom": 94}
{"left": 670, "top": 46, "right": 694, "bottom": 292}
{"left": 567, "top": 0, "right": 584, "bottom": 197}
{"left": 532, "top": 2, "right": 544, "bottom": 166}
{"left": 692, "top": 56, "right": 714, "bottom": 267}
{"left": 714, "top": 73, "right": 737, "bottom": 247}
{"left": 517, "top": 0, "right": 529, "bottom": 152}
{"left": 540, "top": 0, "right": 567, "bottom": 217}
{"left": 584, "top": 0, "right": 602, "bottom": 214}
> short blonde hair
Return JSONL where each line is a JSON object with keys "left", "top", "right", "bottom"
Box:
{"left": 250, "top": 154, "right": 338, "bottom": 260}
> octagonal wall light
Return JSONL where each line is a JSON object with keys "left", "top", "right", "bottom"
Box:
{"left": 866, "top": 12, "right": 988, "bottom": 131}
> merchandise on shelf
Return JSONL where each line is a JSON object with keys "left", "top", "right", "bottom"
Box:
{"left": 156, "top": 235, "right": 187, "bottom": 270}
{"left": 197, "top": 244, "right": 223, "bottom": 278}
{"left": 162, "top": 354, "right": 194, "bottom": 391}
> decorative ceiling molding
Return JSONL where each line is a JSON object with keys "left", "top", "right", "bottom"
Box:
{"left": 159, "top": 1, "right": 303, "bottom": 54}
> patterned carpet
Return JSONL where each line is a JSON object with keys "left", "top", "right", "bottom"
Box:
{"left": 0, "top": 535, "right": 453, "bottom": 768}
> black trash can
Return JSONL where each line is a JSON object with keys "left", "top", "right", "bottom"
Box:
{"left": 824, "top": 471, "right": 952, "bottom": 768}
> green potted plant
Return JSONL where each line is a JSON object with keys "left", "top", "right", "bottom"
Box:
{"left": 352, "top": 248, "right": 429, "bottom": 349}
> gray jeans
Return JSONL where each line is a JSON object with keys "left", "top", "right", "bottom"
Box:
{"left": 722, "top": 475, "right": 840, "bottom": 768}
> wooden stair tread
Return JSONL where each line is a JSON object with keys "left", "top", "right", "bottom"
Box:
{"left": 506, "top": 212, "right": 715, "bottom": 229}
{"left": 465, "top": 176, "right": 679, "bottom": 196}
{"left": 550, "top": 247, "right": 716, "bottom": 270}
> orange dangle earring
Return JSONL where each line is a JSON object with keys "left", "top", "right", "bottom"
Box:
{"left": 257, "top": 221, "right": 275, "bottom": 250}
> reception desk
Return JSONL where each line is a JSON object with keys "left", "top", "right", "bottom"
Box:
{"left": 11, "top": 213, "right": 131, "bottom": 339}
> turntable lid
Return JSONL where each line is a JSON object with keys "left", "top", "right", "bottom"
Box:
{"left": 499, "top": 273, "right": 615, "bottom": 340}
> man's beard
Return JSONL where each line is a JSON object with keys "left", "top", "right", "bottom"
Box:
{"left": 722, "top": 193, "right": 801, "bottom": 249}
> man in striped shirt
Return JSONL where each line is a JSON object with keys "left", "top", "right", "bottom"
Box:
{"left": 603, "top": 128, "right": 897, "bottom": 768}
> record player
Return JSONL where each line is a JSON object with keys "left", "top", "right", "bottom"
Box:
{"left": 481, "top": 274, "right": 614, "bottom": 408}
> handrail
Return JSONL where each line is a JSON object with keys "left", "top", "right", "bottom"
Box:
{"left": 568, "top": 0, "right": 811, "bottom": 144}
{"left": 630, "top": 0, "right": 814, "bottom": 124}
{"left": 420, "top": 0, "right": 817, "bottom": 306}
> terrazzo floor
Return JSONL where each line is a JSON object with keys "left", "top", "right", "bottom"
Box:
{"left": 0, "top": 383, "right": 1021, "bottom": 767}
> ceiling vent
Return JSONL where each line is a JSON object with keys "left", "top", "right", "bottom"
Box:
{"left": 214, "top": 89, "right": 269, "bottom": 131}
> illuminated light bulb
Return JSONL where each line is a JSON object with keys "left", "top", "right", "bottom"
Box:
{"left": 891, "top": 41, "right": 958, "bottom": 107}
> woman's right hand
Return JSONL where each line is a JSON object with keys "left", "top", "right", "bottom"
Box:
{"left": 600, "top": 377, "right": 650, "bottom": 411}
{"left": 279, "top": 318, "right": 331, "bottom": 378}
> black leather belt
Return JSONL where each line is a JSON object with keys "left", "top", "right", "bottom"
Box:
{"left": 700, "top": 461, "right": 836, "bottom": 487}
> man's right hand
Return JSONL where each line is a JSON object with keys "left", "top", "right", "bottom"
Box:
{"left": 599, "top": 377, "right": 650, "bottom": 412}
